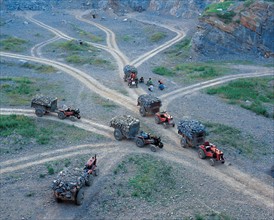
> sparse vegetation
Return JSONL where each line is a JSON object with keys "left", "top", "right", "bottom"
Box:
{"left": 21, "top": 62, "right": 56, "bottom": 73}
{"left": 57, "top": 40, "right": 96, "bottom": 52}
{"left": 175, "top": 63, "right": 229, "bottom": 79}
{"left": 165, "top": 38, "right": 192, "bottom": 58}
{"left": 70, "top": 24, "right": 103, "bottom": 42}
{"left": 205, "top": 122, "right": 266, "bottom": 156}
{"left": 114, "top": 154, "right": 176, "bottom": 202}
{"left": 152, "top": 66, "right": 176, "bottom": 76}
{"left": 206, "top": 77, "right": 274, "bottom": 118}
{"left": 203, "top": 1, "right": 236, "bottom": 23}
{"left": 0, "top": 36, "right": 28, "bottom": 52}
{"left": 0, "top": 77, "right": 39, "bottom": 105}
{"left": 150, "top": 32, "right": 167, "bottom": 42}
{"left": 92, "top": 94, "right": 118, "bottom": 109}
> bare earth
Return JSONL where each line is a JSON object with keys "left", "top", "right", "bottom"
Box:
{"left": 0, "top": 8, "right": 273, "bottom": 220}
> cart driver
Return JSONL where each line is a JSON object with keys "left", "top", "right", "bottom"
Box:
{"left": 204, "top": 141, "right": 211, "bottom": 150}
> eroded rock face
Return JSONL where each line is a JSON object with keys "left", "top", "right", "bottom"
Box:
{"left": 192, "top": 1, "right": 274, "bottom": 58}
{"left": 1, "top": 0, "right": 212, "bottom": 17}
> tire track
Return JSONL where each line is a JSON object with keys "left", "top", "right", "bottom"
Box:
{"left": 0, "top": 108, "right": 113, "bottom": 138}
{"left": 160, "top": 71, "right": 273, "bottom": 109}
{"left": 27, "top": 14, "right": 144, "bottom": 100}
{"left": 0, "top": 52, "right": 137, "bottom": 112}
{"left": 31, "top": 36, "right": 60, "bottom": 57}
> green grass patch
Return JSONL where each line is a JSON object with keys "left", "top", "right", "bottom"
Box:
{"left": 0, "top": 115, "right": 36, "bottom": 137}
{"left": 0, "top": 77, "right": 39, "bottom": 105}
{"left": 152, "top": 66, "right": 176, "bottom": 76}
{"left": 205, "top": 122, "right": 263, "bottom": 156}
{"left": 204, "top": 1, "right": 234, "bottom": 14}
{"left": 204, "top": 1, "right": 236, "bottom": 23}
{"left": 114, "top": 154, "right": 176, "bottom": 202}
{"left": 0, "top": 36, "right": 28, "bottom": 52}
{"left": 57, "top": 40, "right": 96, "bottom": 52}
{"left": 165, "top": 38, "right": 191, "bottom": 56}
{"left": 150, "top": 32, "right": 167, "bottom": 42}
{"left": 21, "top": 62, "right": 56, "bottom": 73}
{"left": 206, "top": 78, "right": 274, "bottom": 118}
{"left": 175, "top": 63, "right": 227, "bottom": 79}
{"left": 66, "top": 54, "right": 110, "bottom": 67}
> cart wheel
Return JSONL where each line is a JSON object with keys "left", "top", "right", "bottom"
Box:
{"left": 114, "top": 129, "right": 123, "bottom": 141}
{"left": 35, "top": 108, "right": 44, "bottom": 117}
{"left": 93, "top": 168, "right": 99, "bottom": 176}
{"left": 221, "top": 160, "right": 225, "bottom": 164}
{"left": 55, "top": 197, "right": 62, "bottom": 203}
{"left": 198, "top": 149, "right": 206, "bottom": 159}
{"left": 139, "top": 107, "right": 146, "bottom": 117}
{"left": 180, "top": 138, "right": 187, "bottom": 148}
{"left": 158, "top": 142, "right": 164, "bottom": 148}
{"left": 77, "top": 115, "right": 81, "bottom": 119}
{"left": 163, "top": 123, "right": 168, "bottom": 129}
{"left": 150, "top": 145, "right": 157, "bottom": 152}
{"left": 154, "top": 115, "right": 161, "bottom": 124}
{"left": 75, "top": 188, "right": 84, "bottom": 205}
{"left": 85, "top": 174, "right": 94, "bottom": 186}
{"left": 135, "top": 138, "right": 145, "bottom": 148}
{"left": 209, "top": 158, "right": 215, "bottom": 166}
{"left": 58, "top": 111, "right": 66, "bottom": 120}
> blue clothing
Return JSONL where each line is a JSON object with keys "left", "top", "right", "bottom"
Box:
{"left": 158, "top": 84, "right": 165, "bottom": 90}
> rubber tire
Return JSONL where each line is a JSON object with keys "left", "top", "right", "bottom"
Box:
{"left": 139, "top": 107, "right": 146, "bottom": 117}
{"left": 198, "top": 149, "right": 206, "bottom": 159}
{"left": 55, "top": 197, "right": 62, "bottom": 203}
{"left": 58, "top": 112, "right": 66, "bottom": 120}
{"left": 93, "top": 168, "right": 99, "bottom": 176}
{"left": 85, "top": 174, "right": 94, "bottom": 186}
{"left": 135, "top": 138, "right": 145, "bottom": 148}
{"left": 158, "top": 142, "right": 164, "bottom": 148}
{"left": 181, "top": 138, "right": 187, "bottom": 148}
{"left": 209, "top": 158, "right": 215, "bottom": 166}
{"left": 154, "top": 115, "right": 161, "bottom": 124}
{"left": 114, "top": 129, "right": 123, "bottom": 141}
{"left": 35, "top": 108, "right": 44, "bottom": 117}
{"left": 75, "top": 188, "right": 84, "bottom": 205}
{"left": 150, "top": 145, "right": 157, "bottom": 152}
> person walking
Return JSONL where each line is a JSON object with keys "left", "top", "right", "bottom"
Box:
{"left": 148, "top": 84, "right": 154, "bottom": 92}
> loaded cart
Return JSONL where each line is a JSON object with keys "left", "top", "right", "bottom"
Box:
{"left": 31, "top": 94, "right": 81, "bottom": 120}
{"left": 177, "top": 119, "right": 206, "bottom": 148}
{"left": 137, "top": 94, "right": 162, "bottom": 117}
{"left": 123, "top": 65, "right": 138, "bottom": 82}
{"left": 110, "top": 115, "right": 163, "bottom": 152}
{"left": 51, "top": 155, "right": 98, "bottom": 205}
{"left": 110, "top": 115, "right": 140, "bottom": 141}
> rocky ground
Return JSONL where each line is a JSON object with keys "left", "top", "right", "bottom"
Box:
{"left": 0, "top": 6, "right": 273, "bottom": 220}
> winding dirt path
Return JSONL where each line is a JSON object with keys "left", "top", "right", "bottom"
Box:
{"left": 1, "top": 11, "right": 274, "bottom": 218}
{"left": 0, "top": 52, "right": 137, "bottom": 112}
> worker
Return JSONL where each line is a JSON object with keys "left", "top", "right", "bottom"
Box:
{"left": 139, "top": 77, "right": 144, "bottom": 83}
{"left": 148, "top": 84, "right": 154, "bottom": 92}
{"left": 158, "top": 80, "right": 165, "bottom": 90}
{"left": 146, "top": 78, "right": 153, "bottom": 86}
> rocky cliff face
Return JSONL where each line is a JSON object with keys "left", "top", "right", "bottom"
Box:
{"left": 1, "top": 0, "right": 212, "bottom": 18}
{"left": 192, "top": 1, "right": 274, "bottom": 59}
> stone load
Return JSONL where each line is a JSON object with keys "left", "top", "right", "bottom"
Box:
{"left": 31, "top": 94, "right": 57, "bottom": 107}
{"left": 52, "top": 167, "right": 88, "bottom": 190}
{"left": 137, "top": 94, "right": 161, "bottom": 108}
{"left": 110, "top": 115, "right": 140, "bottom": 133}
{"left": 177, "top": 120, "right": 205, "bottom": 140}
